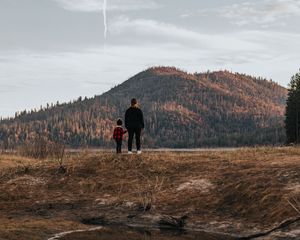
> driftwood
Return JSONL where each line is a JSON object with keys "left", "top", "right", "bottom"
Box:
{"left": 158, "top": 215, "right": 189, "bottom": 229}
{"left": 238, "top": 215, "right": 300, "bottom": 240}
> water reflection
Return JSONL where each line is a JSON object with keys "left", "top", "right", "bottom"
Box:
{"left": 58, "top": 226, "right": 235, "bottom": 240}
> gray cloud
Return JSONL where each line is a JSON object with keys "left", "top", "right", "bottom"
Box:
{"left": 109, "top": 16, "right": 263, "bottom": 51}
{"left": 0, "top": 84, "right": 20, "bottom": 93}
{"left": 0, "top": 0, "right": 299, "bottom": 117}
{"left": 53, "top": 0, "right": 161, "bottom": 12}
{"left": 217, "top": 0, "right": 300, "bottom": 27}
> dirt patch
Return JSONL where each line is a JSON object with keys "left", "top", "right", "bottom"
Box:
{"left": 94, "top": 194, "right": 117, "bottom": 206}
{"left": 286, "top": 184, "right": 300, "bottom": 194}
{"left": 7, "top": 176, "right": 45, "bottom": 186}
{"left": 177, "top": 179, "right": 213, "bottom": 192}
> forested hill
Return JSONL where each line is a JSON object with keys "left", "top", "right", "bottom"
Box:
{"left": 0, "top": 67, "right": 287, "bottom": 148}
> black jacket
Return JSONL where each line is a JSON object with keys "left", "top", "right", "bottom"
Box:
{"left": 125, "top": 107, "right": 144, "bottom": 129}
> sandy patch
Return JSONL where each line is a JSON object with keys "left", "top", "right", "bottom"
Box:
{"left": 285, "top": 184, "right": 300, "bottom": 194}
{"left": 177, "top": 179, "right": 214, "bottom": 192}
{"left": 95, "top": 194, "right": 117, "bottom": 205}
{"left": 7, "top": 176, "right": 45, "bottom": 186}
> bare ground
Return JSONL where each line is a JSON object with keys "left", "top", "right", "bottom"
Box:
{"left": 0, "top": 147, "right": 300, "bottom": 239}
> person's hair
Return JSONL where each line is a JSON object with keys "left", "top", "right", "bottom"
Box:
{"left": 117, "top": 119, "right": 122, "bottom": 126}
{"left": 131, "top": 98, "right": 137, "bottom": 106}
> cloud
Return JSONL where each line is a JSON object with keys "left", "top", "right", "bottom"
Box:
{"left": 0, "top": 84, "right": 20, "bottom": 93}
{"left": 181, "top": 0, "right": 300, "bottom": 27}
{"left": 109, "top": 16, "right": 262, "bottom": 51}
{"left": 53, "top": 0, "right": 160, "bottom": 12}
{"left": 219, "top": 0, "right": 300, "bottom": 26}
{"left": 0, "top": 28, "right": 300, "bottom": 118}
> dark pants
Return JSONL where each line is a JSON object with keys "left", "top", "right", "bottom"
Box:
{"left": 128, "top": 128, "right": 142, "bottom": 151}
{"left": 116, "top": 140, "right": 122, "bottom": 154}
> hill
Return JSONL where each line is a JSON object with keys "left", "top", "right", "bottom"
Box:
{"left": 0, "top": 67, "right": 287, "bottom": 148}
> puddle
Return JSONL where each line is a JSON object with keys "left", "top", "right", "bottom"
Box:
{"left": 51, "top": 226, "right": 236, "bottom": 240}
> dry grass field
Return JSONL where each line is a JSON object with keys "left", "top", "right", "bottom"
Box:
{"left": 0, "top": 147, "right": 300, "bottom": 239}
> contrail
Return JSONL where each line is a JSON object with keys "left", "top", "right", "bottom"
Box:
{"left": 103, "top": 0, "right": 107, "bottom": 39}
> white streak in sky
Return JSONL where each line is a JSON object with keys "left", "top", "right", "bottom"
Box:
{"left": 103, "top": 0, "right": 107, "bottom": 39}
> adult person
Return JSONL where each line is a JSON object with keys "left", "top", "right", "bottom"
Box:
{"left": 125, "top": 98, "right": 144, "bottom": 154}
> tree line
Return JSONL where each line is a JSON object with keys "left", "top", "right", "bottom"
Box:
{"left": 0, "top": 67, "right": 288, "bottom": 149}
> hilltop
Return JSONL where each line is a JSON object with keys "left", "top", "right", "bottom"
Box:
{"left": 0, "top": 67, "right": 287, "bottom": 148}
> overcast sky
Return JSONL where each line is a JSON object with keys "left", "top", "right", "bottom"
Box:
{"left": 1, "top": 0, "right": 300, "bottom": 117}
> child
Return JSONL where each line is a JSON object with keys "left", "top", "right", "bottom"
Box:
{"left": 113, "top": 119, "right": 127, "bottom": 154}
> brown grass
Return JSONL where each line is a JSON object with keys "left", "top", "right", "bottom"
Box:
{"left": 0, "top": 147, "right": 300, "bottom": 239}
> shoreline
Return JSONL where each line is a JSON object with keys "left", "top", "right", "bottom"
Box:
{"left": 1, "top": 145, "right": 290, "bottom": 155}
{"left": 47, "top": 215, "right": 300, "bottom": 240}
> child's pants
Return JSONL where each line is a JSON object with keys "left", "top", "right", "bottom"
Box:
{"left": 116, "top": 140, "right": 122, "bottom": 153}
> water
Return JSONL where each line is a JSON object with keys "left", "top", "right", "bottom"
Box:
{"left": 53, "top": 226, "right": 236, "bottom": 240}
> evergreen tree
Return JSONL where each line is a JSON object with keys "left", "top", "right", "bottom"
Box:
{"left": 285, "top": 70, "right": 300, "bottom": 144}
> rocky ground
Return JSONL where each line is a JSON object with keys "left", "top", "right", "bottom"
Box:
{"left": 0, "top": 148, "right": 299, "bottom": 240}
